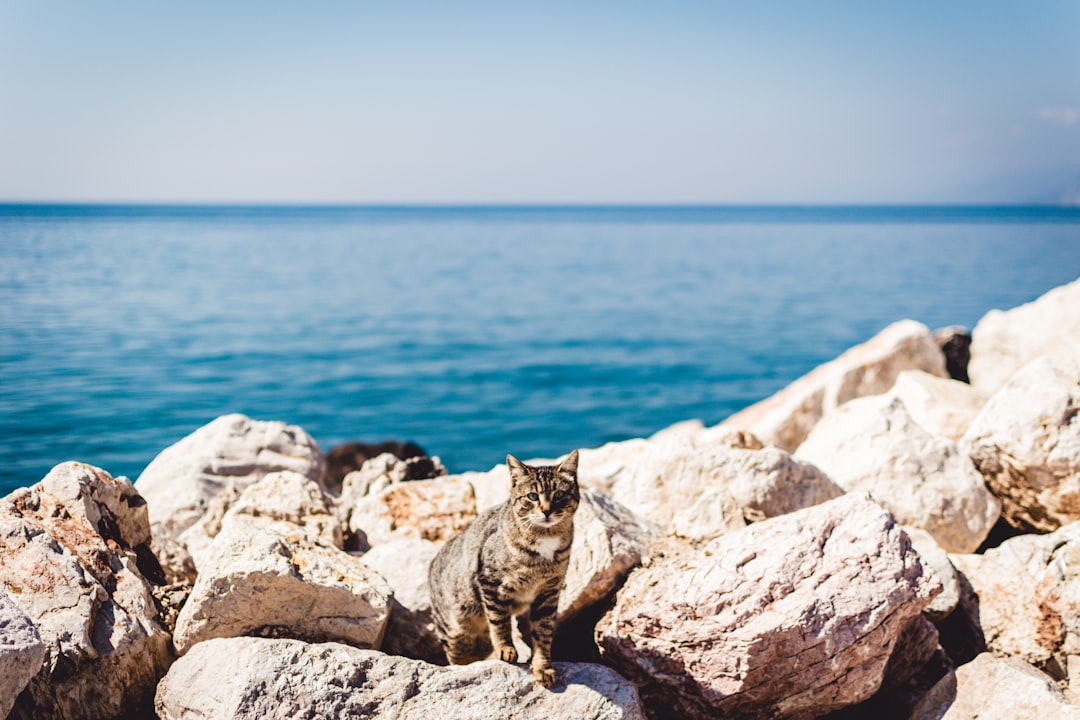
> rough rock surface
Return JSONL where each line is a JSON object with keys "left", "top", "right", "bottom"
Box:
{"left": 916, "top": 653, "right": 1080, "bottom": 720}
{"left": 135, "top": 413, "right": 325, "bottom": 539}
{"left": 903, "top": 525, "right": 961, "bottom": 621}
{"left": 172, "top": 517, "right": 393, "bottom": 655}
{"left": 968, "top": 278, "right": 1080, "bottom": 396}
{"left": 596, "top": 493, "right": 941, "bottom": 720}
{"left": 0, "top": 462, "right": 173, "bottom": 719}
{"left": 180, "top": 470, "right": 341, "bottom": 570}
{"left": 949, "top": 521, "right": 1080, "bottom": 690}
{"left": 156, "top": 636, "right": 647, "bottom": 720}
{"left": 887, "top": 369, "right": 986, "bottom": 442}
{"left": 359, "top": 537, "right": 444, "bottom": 663}
{"left": 0, "top": 590, "right": 45, "bottom": 718}
{"left": 344, "top": 475, "right": 478, "bottom": 551}
{"left": 796, "top": 395, "right": 1000, "bottom": 553}
{"left": 573, "top": 425, "right": 843, "bottom": 540}
{"left": 961, "top": 354, "right": 1080, "bottom": 533}
{"left": 338, "top": 452, "right": 448, "bottom": 502}
{"left": 722, "top": 319, "right": 948, "bottom": 451}
{"left": 560, "top": 489, "right": 659, "bottom": 621}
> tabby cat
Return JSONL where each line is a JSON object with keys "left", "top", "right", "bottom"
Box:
{"left": 428, "top": 449, "right": 580, "bottom": 688}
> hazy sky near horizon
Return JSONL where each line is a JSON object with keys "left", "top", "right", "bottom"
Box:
{"left": 1, "top": 1, "right": 1079, "bottom": 204}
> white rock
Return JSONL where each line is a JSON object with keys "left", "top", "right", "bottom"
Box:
{"left": 597, "top": 493, "right": 942, "bottom": 720}
{"left": 135, "top": 414, "right": 324, "bottom": 539}
{"left": 359, "top": 537, "right": 444, "bottom": 663}
{"left": 0, "top": 590, "right": 45, "bottom": 718}
{"left": 968, "top": 278, "right": 1080, "bottom": 396}
{"left": 172, "top": 517, "right": 392, "bottom": 655}
{"left": 903, "top": 525, "right": 961, "bottom": 621}
{"left": 887, "top": 369, "right": 986, "bottom": 441}
{"left": 0, "top": 462, "right": 172, "bottom": 719}
{"left": 344, "top": 476, "right": 478, "bottom": 550}
{"left": 155, "top": 637, "right": 647, "bottom": 720}
{"left": 962, "top": 354, "right": 1080, "bottom": 532}
{"left": 919, "top": 653, "right": 1080, "bottom": 720}
{"left": 722, "top": 320, "right": 948, "bottom": 451}
{"left": 796, "top": 395, "right": 1000, "bottom": 553}
{"left": 949, "top": 521, "right": 1080, "bottom": 687}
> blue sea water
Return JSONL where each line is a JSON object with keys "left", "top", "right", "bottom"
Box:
{"left": 1, "top": 204, "right": 1078, "bottom": 495}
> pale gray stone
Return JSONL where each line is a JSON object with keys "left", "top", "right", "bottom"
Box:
{"left": 172, "top": 517, "right": 393, "bottom": 655}
{"left": 0, "top": 590, "right": 45, "bottom": 718}
{"left": 796, "top": 395, "right": 1000, "bottom": 553}
{"left": 887, "top": 369, "right": 987, "bottom": 441}
{"left": 968, "top": 278, "right": 1080, "bottom": 396}
{"left": 962, "top": 354, "right": 1080, "bottom": 533}
{"left": 722, "top": 319, "right": 948, "bottom": 451}
{"left": 949, "top": 521, "right": 1080, "bottom": 688}
{"left": 359, "top": 537, "right": 444, "bottom": 663}
{"left": 596, "top": 493, "right": 941, "bottom": 720}
{"left": 0, "top": 462, "right": 172, "bottom": 720}
{"left": 135, "top": 413, "right": 324, "bottom": 539}
{"left": 920, "top": 653, "right": 1080, "bottom": 720}
{"left": 155, "top": 637, "right": 647, "bottom": 720}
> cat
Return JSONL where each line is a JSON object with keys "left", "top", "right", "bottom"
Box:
{"left": 428, "top": 449, "right": 580, "bottom": 688}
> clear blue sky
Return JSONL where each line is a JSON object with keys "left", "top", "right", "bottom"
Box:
{"left": 1, "top": 1, "right": 1078, "bottom": 204}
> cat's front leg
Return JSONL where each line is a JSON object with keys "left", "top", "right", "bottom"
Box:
{"left": 478, "top": 581, "right": 518, "bottom": 662}
{"left": 528, "top": 586, "right": 561, "bottom": 688}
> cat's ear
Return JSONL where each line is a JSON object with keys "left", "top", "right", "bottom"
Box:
{"left": 507, "top": 454, "right": 530, "bottom": 485}
{"left": 558, "top": 449, "right": 579, "bottom": 478}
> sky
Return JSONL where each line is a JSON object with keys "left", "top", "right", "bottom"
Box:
{"left": 1, "top": 1, "right": 1078, "bottom": 205}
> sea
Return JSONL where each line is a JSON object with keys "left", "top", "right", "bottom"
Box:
{"left": 1, "top": 204, "right": 1079, "bottom": 495}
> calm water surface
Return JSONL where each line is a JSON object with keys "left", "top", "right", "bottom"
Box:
{"left": 1, "top": 205, "right": 1078, "bottom": 493}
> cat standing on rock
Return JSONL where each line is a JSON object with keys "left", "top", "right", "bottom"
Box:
{"left": 428, "top": 450, "right": 580, "bottom": 688}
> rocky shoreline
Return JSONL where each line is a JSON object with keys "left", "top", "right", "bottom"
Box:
{"left": 2, "top": 278, "right": 1078, "bottom": 719}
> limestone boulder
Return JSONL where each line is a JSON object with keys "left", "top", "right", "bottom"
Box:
{"left": 0, "top": 590, "right": 45, "bottom": 718}
{"left": 180, "top": 470, "right": 341, "bottom": 570}
{"left": 722, "top": 320, "right": 948, "bottom": 451}
{"left": 916, "top": 653, "right": 1080, "bottom": 720}
{"left": 0, "top": 462, "right": 173, "bottom": 719}
{"left": 156, "top": 637, "right": 647, "bottom": 720}
{"left": 796, "top": 395, "right": 1000, "bottom": 553}
{"left": 949, "top": 521, "right": 1080, "bottom": 690}
{"left": 172, "top": 517, "right": 393, "bottom": 655}
{"left": 961, "top": 354, "right": 1080, "bottom": 533}
{"left": 596, "top": 493, "right": 941, "bottom": 720}
{"left": 886, "top": 369, "right": 986, "bottom": 442}
{"left": 968, "top": 278, "right": 1080, "bottom": 396}
{"left": 903, "top": 526, "right": 961, "bottom": 621}
{"left": 560, "top": 489, "right": 659, "bottom": 621}
{"left": 574, "top": 426, "right": 842, "bottom": 541}
{"left": 135, "top": 413, "right": 324, "bottom": 539}
{"left": 343, "top": 475, "right": 478, "bottom": 551}
{"left": 359, "top": 537, "right": 444, "bottom": 663}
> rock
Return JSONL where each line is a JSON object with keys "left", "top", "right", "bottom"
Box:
{"left": 903, "top": 526, "right": 961, "bottom": 621}
{"left": 968, "top": 278, "right": 1080, "bottom": 396}
{"left": 796, "top": 395, "right": 1000, "bottom": 553}
{"left": 961, "top": 354, "right": 1080, "bottom": 533}
{"left": 359, "top": 537, "right": 445, "bottom": 663}
{"left": 560, "top": 489, "right": 659, "bottom": 621}
{"left": 180, "top": 470, "right": 341, "bottom": 570}
{"left": 0, "top": 590, "right": 45, "bottom": 718}
{"left": 722, "top": 320, "right": 948, "bottom": 451}
{"left": 324, "top": 439, "right": 433, "bottom": 494}
{"left": 172, "top": 517, "right": 393, "bottom": 655}
{"left": 343, "top": 475, "right": 478, "bottom": 551}
{"left": 887, "top": 369, "right": 986, "bottom": 442}
{"left": 135, "top": 413, "right": 325, "bottom": 539}
{"left": 156, "top": 636, "right": 647, "bottom": 720}
{"left": 917, "top": 653, "right": 1080, "bottom": 720}
{"left": 0, "top": 462, "right": 173, "bottom": 719}
{"left": 949, "top": 521, "right": 1080, "bottom": 688}
{"left": 596, "top": 493, "right": 941, "bottom": 720}
{"left": 576, "top": 426, "right": 843, "bottom": 541}
{"left": 934, "top": 325, "right": 972, "bottom": 383}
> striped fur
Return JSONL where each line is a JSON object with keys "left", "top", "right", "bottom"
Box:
{"left": 428, "top": 450, "right": 580, "bottom": 688}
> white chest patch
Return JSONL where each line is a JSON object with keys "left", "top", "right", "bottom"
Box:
{"left": 533, "top": 535, "right": 563, "bottom": 561}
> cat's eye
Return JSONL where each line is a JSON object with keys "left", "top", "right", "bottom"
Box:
{"left": 553, "top": 490, "right": 565, "bottom": 500}
{"left": 527, "top": 492, "right": 539, "bottom": 501}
